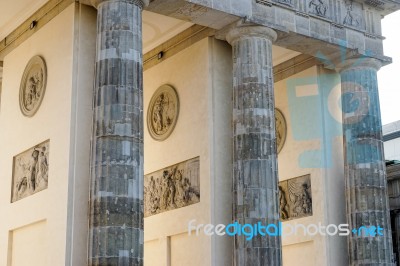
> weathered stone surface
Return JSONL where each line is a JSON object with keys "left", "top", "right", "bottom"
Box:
{"left": 339, "top": 58, "right": 394, "bottom": 265}
{"left": 146, "top": 0, "right": 400, "bottom": 63}
{"left": 227, "top": 24, "right": 282, "bottom": 266}
{"left": 88, "top": 1, "right": 146, "bottom": 265}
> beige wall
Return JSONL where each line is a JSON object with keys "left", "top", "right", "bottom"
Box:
{"left": 208, "top": 38, "right": 233, "bottom": 266}
{"left": 9, "top": 220, "right": 47, "bottom": 266}
{"left": 0, "top": 3, "right": 95, "bottom": 266}
{"left": 143, "top": 38, "right": 233, "bottom": 266}
{"left": 65, "top": 4, "right": 96, "bottom": 266}
{"left": 275, "top": 66, "right": 347, "bottom": 266}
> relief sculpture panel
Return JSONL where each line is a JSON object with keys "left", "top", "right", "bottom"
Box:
{"left": 342, "top": 0, "right": 364, "bottom": 29}
{"left": 308, "top": 0, "right": 329, "bottom": 17}
{"left": 11, "top": 141, "right": 50, "bottom": 202}
{"left": 144, "top": 157, "right": 200, "bottom": 217}
{"left": 147, "top": 84, "right": 179, "bottom": 141}
{"left": 19, "top": 56, "right": 47, "bottom": 117}
{"left": 279, "top": 174, "right": 312, "bottom": 221}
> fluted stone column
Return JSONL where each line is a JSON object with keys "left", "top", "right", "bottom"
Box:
{"left": 88, "top": 0, "right": 148, "bottom": 265}
{"left": 226, "top": 25, "right": 282, "bottom": 266}
{"left": 339, "top": 58, "right": 394, "bottom": 265}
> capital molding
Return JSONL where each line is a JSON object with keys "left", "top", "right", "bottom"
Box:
{"left": 90, "top": 0, "right": 149, "bottom": 9}
{"left": 225, "top": 22, "right": 277, "bottom": 45}
{"left": 336, "top": 57, "right": 382, "bottom": 73}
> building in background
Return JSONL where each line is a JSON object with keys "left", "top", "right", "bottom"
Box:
{"left": 385, "top": 121, "right": 400, "bottom": 161}
{"left": 0, "top": 0, "right": 399, "bottom": 265}
{"left": 385, "top": 121, "right": 400, "bottom": 264}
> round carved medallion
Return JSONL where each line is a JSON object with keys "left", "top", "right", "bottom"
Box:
{"left": 147, "top": 85, "right": 179, "bottom": 141}
{"left": 275, "top": 108, "right": 287, "bottom": 153}
{"left": 19, "top": 56, "right": 47, "bottom": 117}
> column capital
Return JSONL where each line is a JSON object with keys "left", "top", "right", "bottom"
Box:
{"left": 336, "top": 57, "right": 382, "bottom": 73}
{"left": 226, "top": 23, "right": 277, "bottom": 45}
{"left": 90, "top": 0, "right": 149, "bottom": 9}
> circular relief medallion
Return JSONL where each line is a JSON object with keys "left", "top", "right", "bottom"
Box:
{"left": 19, "top": 56, "right": 47, "bottom": 117}
{"left": 147, "top": 85, "right": 179, "bottom": 141}
{"left": 275, "top": 108, "right": 287, "bottom": 153}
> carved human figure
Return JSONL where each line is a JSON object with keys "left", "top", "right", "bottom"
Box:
{"left": 147, "top": 176, "right": 160, "bottom": 214}
{"left": 36, "top": 147, "right": 48, "bottom": 189}
{"left": 174, "top": 170, "right": 186, "bottom": 205}
{"left": 34, "top": 72, "right": 42, "bottom": 98}
{"left": 291, "top": 183, "right": 312, "bottom": 216}
{"left": 292, "top": 194, "right": 302, "bottom": 217}
{"left": 24, "top": 70, "right": 43, "bottom": 111}
{"left": 183, "top": 177, "right": 191, "bottom": 203}
{"left": 279, "top": 186, "right": 290, "bottom": 220}
{"left": 309, "top": 0, "right": 328, "bottom": 16}
{"left": 183, "top": 177, "right": 200, "bottom": 203}
{"left": 16, "top": 177, "right": 28, "bottom": 199}
{"left": 154, "top": 93, "right": 166, "bottom": 133}
{"left": 301, "top": 183, "right": 312, "bottom": 214}
{"left": 162, "top": 168, "right": 177, "bottom": 209}
{"left": 343, "top": 0, "right": 360, "bottom": 27}
{"left": 27, "top": 149, "right": 40, "bottom": 192}
{"left": 26, "top": 77, "right": 36, "bottom": 109}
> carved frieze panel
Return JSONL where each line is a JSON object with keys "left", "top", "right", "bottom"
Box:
{"left": 279, "top": 174, "right": 312, "bottom": 221}
{"left": 308, "top": 0, "right": 329, "bottom": 18}
{"left": 19, "top": 56, "right": 47, "bottom": 117}
{"left": 342, "top": 0, "right": 365, "bottom": 30}
{"left": 144, "top": 157, "right": 200, "bottom": 217}
{"left": 11, "top": 140, "right": 49, "bottom": 202}
{"left": 253, "top": 0, "right": 376, "bottom": 40}
{"left": 147, "top": 84, "right": 179, "bottom": 141}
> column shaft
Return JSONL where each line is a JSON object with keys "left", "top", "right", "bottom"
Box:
{"left": 227, "top": 25, "right": 282, "bottom": 266}
{"left": 340, "top": 59, "right": 394, "bottom": 265}
{"left": 88, "top": 1, "right": 145, "bottom": 265}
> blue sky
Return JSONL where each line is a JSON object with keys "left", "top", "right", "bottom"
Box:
{"left": 378, "top": 11, "right": 400, "bottom": 125}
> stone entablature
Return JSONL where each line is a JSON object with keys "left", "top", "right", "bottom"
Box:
{"left": 1, "top": 0, "right": 397, "bottom": 64}
{"left": 147, "top": 0, "right": 399, "bottom": 62}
